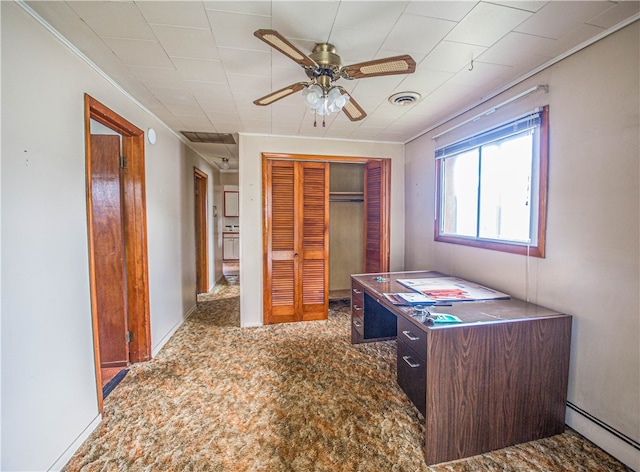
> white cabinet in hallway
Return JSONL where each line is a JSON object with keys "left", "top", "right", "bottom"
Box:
{"left": 223, "top": 233, "right": 239, "bottom": 261}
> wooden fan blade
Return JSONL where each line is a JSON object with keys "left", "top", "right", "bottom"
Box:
{"left": 253, "top": 83, "right": 307, "bottom": 106}
{"left": 254, "top": 29, "right": 317, "bottom": 68}
{"left": 339, "top": 90, "right": 367, "bottom": 121}
{"left": 341, "top": 54, "right": 416, "bottom": 79}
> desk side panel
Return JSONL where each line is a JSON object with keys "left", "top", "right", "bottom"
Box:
{"left": 424, "top": 316, "right": 572, "bottom": 465}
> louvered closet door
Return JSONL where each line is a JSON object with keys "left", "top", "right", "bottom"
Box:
{"left": 298, "top": 162, "right": 329, "bottom": 321}
{"left": 264, "top": 160, "right": 329, "bottom": 324}
{"left": 364, "top": 160, "right": 390, "bottom": 273}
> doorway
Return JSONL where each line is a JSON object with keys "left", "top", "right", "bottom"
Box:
{"left": 84, "top": 94, "right": 151, "bottom": 413}
{"left": 194, "top": 168, "right": 209, "bottom": 294}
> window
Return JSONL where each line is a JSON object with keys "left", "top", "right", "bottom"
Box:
{"left": 435, "top": 106, "right": 549, "bottom": 257}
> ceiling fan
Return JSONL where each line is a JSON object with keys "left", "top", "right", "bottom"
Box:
{"left": 253, "top": 29, "right": 416, "bottom": 124}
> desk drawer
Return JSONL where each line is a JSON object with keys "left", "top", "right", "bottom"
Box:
{"left": 397, "top": 315, "right": 427, "bottom": 360}
{"left": 351, "top": 283, "right": 364, "bottom": 310}
{"left": 351, "top": 281, "right": 365, "bottom": 340}
{"left": 352, "top": 311, "right": 364, "bottom": 336}
{"left": 397, "top": 341, "right": 426, "bottom": 417}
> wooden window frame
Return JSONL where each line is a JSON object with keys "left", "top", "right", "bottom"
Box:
{"left": 434, "top": 106, "right": 549, "bottom": 258}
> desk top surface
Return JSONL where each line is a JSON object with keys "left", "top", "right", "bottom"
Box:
{"left": 351, "top": 270, "right": 567, "bottom": 330}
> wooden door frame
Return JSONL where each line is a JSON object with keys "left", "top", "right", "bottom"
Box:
{"left": 194, "top": 167, "right": 209, "bottom": 294}
{"left": 84, "top": 94, "right": 152, "bottom": 413}
{"left": 262, "top": 152, "right": 391, "bottom": 325}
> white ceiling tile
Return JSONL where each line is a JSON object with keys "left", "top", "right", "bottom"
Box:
{"left": 327, "top": 27, "right": 387, "bottom": 64}
{"left": 271, "top": 125, "right": 304, "bottom": 136}
{"left": 401, "top": 100, "right": 439, "bottom": 118}
{"left": 381, "top": 14, "right": 456, "bottom": 55}
{"left": 26, "top": 2, "right": 114, "bottom": 55}
{"left": 368, "top": 102, "right": 413, "bottom": 120}
{"left": 404, "top": 1, "right": 477, "bottom": 21}
{"left": 176, "top": 115, "right": 215, "bottom": 131}
{"left": 151, "top": 25, "right": 219, "bottom": 60}
{"left": 514, "top": 1, "right": 614, "bottom": 39}
{"left": 151, "top": 88, "right": 201, "bottom": 108}
{"left": 231, "top": 90, "right": 265, "bottom": 108}
{"left": 207, "top": 11, "right": 272, "bottom": 50}
{"left": 241, "top": 120, "right": 273, "bottom": 134}
{"left": 104, "top": 38, "right": 173, "bottom": 68}
{"left": 27, "top": 0, "right": 640, "bottom": 148}
{"left": 270, "top": 102, "right": 307, "bottom": 124}
{"left": 192, "top": 99, "right": 239, "bottom": 116}
{"left": 204, "top": 1, "right": 272, "bottom": 17}
{"left": 171, "top": 58, "right": 227, "bottom": 83}
{"left": 90, "top": 53, "right": 135, "bottom": 78}
{"left": 187, "top": 80, "right": 234, "bottom": 97}
{"left": 346, "top": 94, "right": 385, "bottom": 113}
{"left": 351, "top": 74, "right": 407, "bottom": 98}
{"left": 587, "top": 1, "right": 640, "bottom": 29}
{"left": 333, "top": 1, "right": 407, "bottom": 32}
{"left": 350, "top": 127, "right": 387, "bottom": 140}
{"left": 194, "top": 95, "right": 238, "bottom": 114}
{"left": 128, "top": 66, "right": 186, "bottom": 89}
{"left": 391, "top": 68, "right": 453, "bottom": 98}
{"left": 270, "top": 66, "right": 309, "bottom": 91}
{"left": 68, "top": 2, "right": 156, "bottom": 40}
{"left": 238, "top": 106, "right": 272, "bottom": 121}
{"left": 205, "top": 108, "right": 241, "bottom": 120}
{"left": 476, "top": 31, "right": 555, "bottom": 67}
{"left": 137, "top": 1, "right": 210, "bottom": 28}
{"left": 541, "top": 23, "right": 607, "bottom": 59}
{"left": 226, "top": 74, "right": 272, "bottom": 98}
{"left": 420, "top": 40, "right": 487, "bottom": 73}
{"left": 212, "top": 122, "right": 245, "bottom": 134}
{"left": 217, "top": 48, "right": 271, "bottom": 76}
{"left": 324, "top": 129, "right": 356, "bottom": 140}
{"left": 271, "top": 1, "right": 341, "bottom": 43}
{"left": 445, "top": 2, "right": 532, "bottom": 47}
{"left": 488, "top": 1, "right": 549, "bottom": 13}
{"left": 448, "top": 61, "right": 512, "bottom": 87}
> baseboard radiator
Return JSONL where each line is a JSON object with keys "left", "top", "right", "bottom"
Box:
{"left": 566, "top": 401, "right": 639, "bottom": 470}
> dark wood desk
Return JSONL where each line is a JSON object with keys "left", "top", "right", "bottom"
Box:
{"left": 351, "top": 270, "right": 572, "bottom": 466}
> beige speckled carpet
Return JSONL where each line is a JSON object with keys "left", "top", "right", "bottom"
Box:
{"left": 64, "top": 283, "right": 630, "bottom": 471}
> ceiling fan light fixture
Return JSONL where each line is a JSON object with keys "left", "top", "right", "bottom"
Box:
{"left": 253, "top": 29, "right": 416, "bottom": 125}
{"left": 303, "top": 84, "right": 323, "bottom": 106}
{"left": 303, "top": 84, "right": 349, "bottom": 120}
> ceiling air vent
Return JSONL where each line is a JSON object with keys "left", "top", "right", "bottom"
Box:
{"left": 388, "top": 91, "right": 421, "bottom": 106}
{"left": 181, "top": 131, "right": 236, "bottom": 144}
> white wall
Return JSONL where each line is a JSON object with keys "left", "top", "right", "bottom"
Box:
{"left": 0, "top": 3, "right": 215, "bottom": 470}
{"left": 239, "top": 134, "right": 405, "bottom": 327}
{"left": 405, "top": 22, "right": 639, "bottom": 469}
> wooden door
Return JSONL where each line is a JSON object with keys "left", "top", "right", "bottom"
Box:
{"left": 264, "top": 160, "right": 329, "bottom": 324}
{"left": 364, "top": 160, "right": 390, "bottom": 273}
{"left": 194, "top": 168, "right": 209, "bottom": 294}
{"left": 90, "top": 135, "right": 129, "bottom": 368}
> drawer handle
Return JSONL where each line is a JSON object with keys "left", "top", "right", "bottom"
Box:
{"left": 352, "top": 288, "right": 362, "bottom": 294}
{"left": 402, "top": 355, "right": 420, "bottom": 368}
{"left": 402, "top": 330, "right": 420, "bottom": 341}
{"left": 353, "top": 305, "right": 362, "bottom": 311}
{"left": 353, "top": 320, "right": 363, "bottom": 328}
